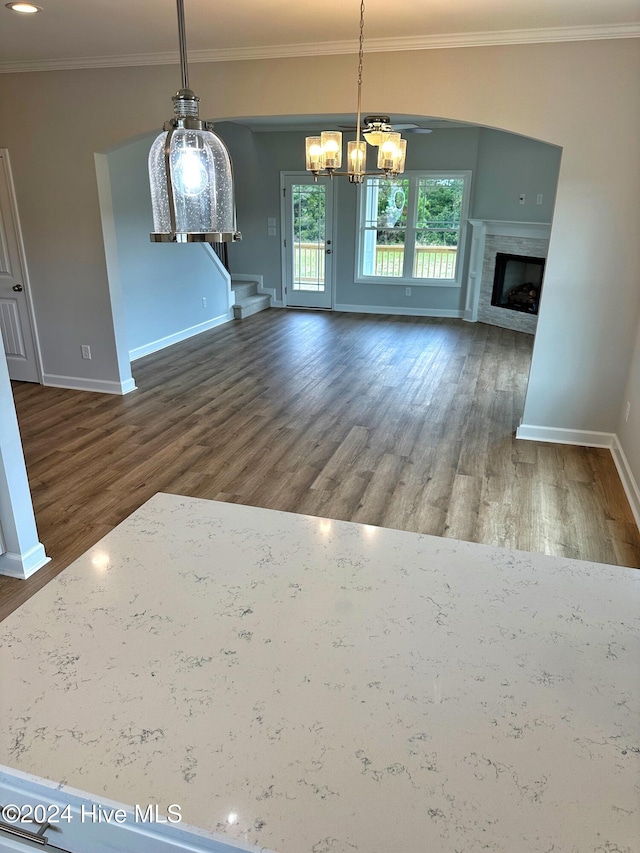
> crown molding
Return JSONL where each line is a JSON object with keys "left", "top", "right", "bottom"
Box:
{"left": 1, "top": 22, "right": 638, "bottom": 74}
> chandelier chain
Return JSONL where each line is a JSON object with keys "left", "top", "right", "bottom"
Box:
{"left": 355, "top": 0, "right": 365, "bottom": 146}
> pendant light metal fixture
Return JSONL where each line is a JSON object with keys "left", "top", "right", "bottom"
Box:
{"left": 305, "top": 0, "right": 407, "bottom": 184}
{"left": 149, "top": 0, "right": 241, "bottom": 244}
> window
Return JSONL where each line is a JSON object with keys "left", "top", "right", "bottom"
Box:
{"left": 357, "top": 171, "right": 471, "bottom": 285}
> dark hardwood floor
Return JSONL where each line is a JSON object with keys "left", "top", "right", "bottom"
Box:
{"left": 3, "top": 309, "right": 639, "bottom": 620}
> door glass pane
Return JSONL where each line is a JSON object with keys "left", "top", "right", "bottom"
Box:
{"left": 292, "top": 184, "right": 326, "bottom": 292}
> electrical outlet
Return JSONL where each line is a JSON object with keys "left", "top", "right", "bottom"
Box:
{"left": 81, "top": 345, "right": 91, "bottom": 360}
{"left": 202, "top": 297, "right": 207, "bottom": 308}
{"left": 536, "top": 193, "right": 543, "bottom": 205}
{"left": 625, "top": 401, "right": 631, "bottom": 422}
{"left": 519, "top": 194, "right": 526, "bottom": 205}
{"left": 405, "top": 287, "right": 412, "bottom": 296}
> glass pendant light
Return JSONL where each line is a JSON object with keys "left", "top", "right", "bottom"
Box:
{"left": 149, "top": 0, "right": 241, "bottom": 244}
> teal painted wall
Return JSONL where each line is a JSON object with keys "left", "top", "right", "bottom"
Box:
{"left": 218, "top": 122, "right": 561, "bottom": 313}
{"left": 473, "top": 129, "right": 561, "bottom": 223}
{"left": 108, "top": 135, "right": 230, "bottom": 356}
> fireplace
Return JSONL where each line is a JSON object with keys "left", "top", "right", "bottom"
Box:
{"left": 491, "top": 253, "right": 545, "bottom": 315}
{"left": 465, "top": 220, "right": 551, "bottom": 334}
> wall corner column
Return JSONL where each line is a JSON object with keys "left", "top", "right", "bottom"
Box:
{"left": 0, "top": 352, "right": 49, "bottom": 579}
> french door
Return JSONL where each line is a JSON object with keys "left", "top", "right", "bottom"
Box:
{"left": 282, "top": 174, "right": 334, "bottom": 309}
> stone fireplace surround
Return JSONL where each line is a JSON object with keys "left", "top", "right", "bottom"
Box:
{"left": 464, "top": 220, "right": 551, "bottom": 334}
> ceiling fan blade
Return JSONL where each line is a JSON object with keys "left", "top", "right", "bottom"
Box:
{"left": 325, "top": 119, "right": 434, "bottom": 134}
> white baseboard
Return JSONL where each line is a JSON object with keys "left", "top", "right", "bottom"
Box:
{"left": 129, "top": 312, "right": 232, "bottom": 361}
{"left": 43, "top": 373, "right": 138, "bottom": 395}
{"left": 333, "top": 304, "right": 465, "bottom": 318}
{"left": 120, "top": 377, "right": 137, "bottom": 394}
{"left": 516, "top": 424, "right": 615, "bottom": 448}
{"left": 0, "top": 544, "right": 50, "bottom": 579}
{"left": 517, "top": 424, "right": 640, "bottom": 534}
{"left": 611, "top": 436, "right": 640, "bottom": 530}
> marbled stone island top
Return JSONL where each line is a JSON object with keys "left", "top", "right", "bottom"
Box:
{"left": 1, "top": 493, "right": 638, "bottom": 852}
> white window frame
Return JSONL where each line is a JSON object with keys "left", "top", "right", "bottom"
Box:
{"left": 355, "top": 170, "right": 472, "bottom": 288}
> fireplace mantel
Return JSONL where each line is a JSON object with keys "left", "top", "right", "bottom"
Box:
{"left": 464, "top": 219, "right": 552, "bottom": 325}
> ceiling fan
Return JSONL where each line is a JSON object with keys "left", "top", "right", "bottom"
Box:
{"left": 338, "top": 115, "right": 433, "bottom": 145}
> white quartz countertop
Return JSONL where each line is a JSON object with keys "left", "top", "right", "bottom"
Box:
{"left": 1, "top": 493, "right": 639, "bottom": 852}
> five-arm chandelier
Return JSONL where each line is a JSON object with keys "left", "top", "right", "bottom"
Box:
{"left": 305, "top": 0, "right": 407, "bottom": 183}
{"left": 149, "top": 0, "right": 241, "bottom": 244}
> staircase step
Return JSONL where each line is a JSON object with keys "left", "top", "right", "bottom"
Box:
{"left": 231, "top": 282, "right": 258, "bottom": 301}
{"left": 233, "top": 294, "right": 271, "bottom": 320}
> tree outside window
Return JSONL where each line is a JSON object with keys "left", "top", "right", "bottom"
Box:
{"left": 359, "top": 172, "right": 470, "bottom": 282}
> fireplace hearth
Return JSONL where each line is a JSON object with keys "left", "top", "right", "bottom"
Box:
{"left": 491, "top": 253, "right": 545, "bottom": 316}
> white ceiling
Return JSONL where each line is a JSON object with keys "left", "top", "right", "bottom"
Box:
{"left": 1, "top": 0, "right": 639, "bottom": 72}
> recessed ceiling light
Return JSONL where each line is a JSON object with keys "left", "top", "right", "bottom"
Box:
{"left": 6, "top": 2, "right": 42, "bottom": 12}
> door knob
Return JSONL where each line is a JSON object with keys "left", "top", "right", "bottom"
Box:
{"left": 12, "top": 284, "right": 23, "bottom": 292}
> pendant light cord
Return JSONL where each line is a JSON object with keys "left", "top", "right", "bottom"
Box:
{"left": 176, "top": 0, "right": 190, "bottom": 90}
{"left": 355, "top": 0, "right": 365, "bottom": 148}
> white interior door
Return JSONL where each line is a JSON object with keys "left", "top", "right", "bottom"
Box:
{"left": 0, "top": 150, "right": 41, "bottom": 383}
{"left": 282, "top": 174, "right": 334, "bottom": 309}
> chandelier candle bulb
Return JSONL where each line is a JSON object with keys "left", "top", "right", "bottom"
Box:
{"left": 305, "top": 137, "right": 325, "bottom": 172}
{"left": 377, "top": 131, "right": 401, "bottom": 171}
{"left": 395, "top": 138, "right": 407, "bottom": 174}
{"left": 321, "top": 131, "right": 343, "bottom": 169}
{"left": 348, "top": 140, "right": 367, "bottom": 175}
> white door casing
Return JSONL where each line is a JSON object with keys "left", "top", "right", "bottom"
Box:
{"left": 281, "top": 173, "right": 335, "bottom": 310}
{"left": 0, "top": 150, "right": 42, "bottom": 383}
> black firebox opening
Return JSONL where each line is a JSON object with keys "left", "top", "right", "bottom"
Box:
{"left": 491, "top": 253, "right": 545, "bottom": 315}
